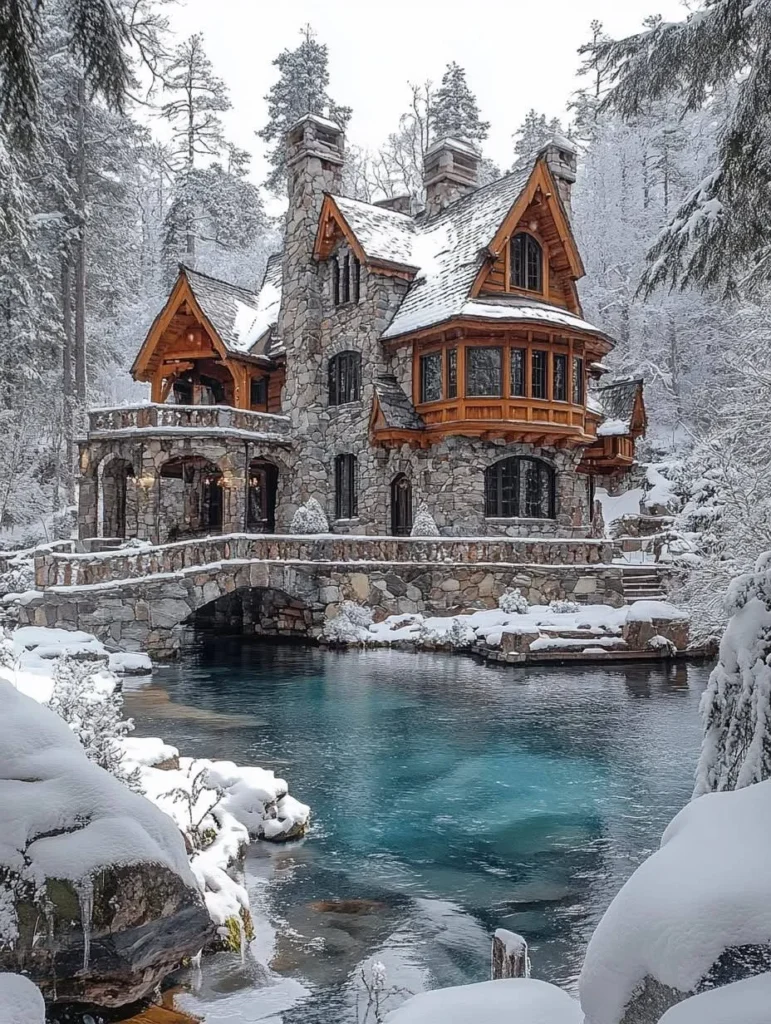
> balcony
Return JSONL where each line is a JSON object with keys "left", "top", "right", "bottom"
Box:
{"left": 87, "top": 403, "right": 292, "bottom": 444}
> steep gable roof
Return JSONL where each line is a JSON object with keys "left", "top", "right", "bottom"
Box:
{"left": 591, "top": 378, "right": 647, "bottom": 437}
{"left": 328, "top": 196, "right": 417, "bottom": 269}
{"left": 247, "top": 254, "right": 283, "bottom": 358}
{"left": 181, "top": 266, "right": 267, "bottom": 356}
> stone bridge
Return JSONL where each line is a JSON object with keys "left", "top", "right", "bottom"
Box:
{"left": 21, "top": 534, "right": 622, "bottom": 657}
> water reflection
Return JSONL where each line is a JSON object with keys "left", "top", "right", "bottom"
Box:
{"left": 126, "top": 641, "right": 712, "bottom": 1023}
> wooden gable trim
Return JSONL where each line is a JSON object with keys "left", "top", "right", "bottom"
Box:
{"left": 630, "top": 385, "right": 647, "bottom": 437}
{"left": 132, "top": 271, "right": 230, "bottom": 381}
{"left": 313, "top": 194, "right": 368, "bottom": 264}
{"left": 470, "top": 161, "right": 585, "bottom": 299}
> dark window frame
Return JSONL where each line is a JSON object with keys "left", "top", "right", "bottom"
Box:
{"left": 332, "top": 252, "right": 361, "bottom": 306}
{"left": 511, "top": 232, "right": 543, "bottom": 293}
{"left": 335, "top": 453, "right": 358, "bottom": 520}
{"left": 250, "top": 376, "right": 268, "bottom": 408}
{"left": 420, "top": 351, "right": 443, "bottom": 404}
{"left": 465, "top": 345, "right": 503, "bottom": 397}
{"left": 447, "top": 347, "right": 458, "bottom": 399}
{"left": 328, "top": 350, "right": 362, "bottom": 407}
{"left": 484, "top": 457, "right": 556, "bottom": 520}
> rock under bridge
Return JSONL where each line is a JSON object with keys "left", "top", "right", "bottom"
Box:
{"left": 21, "top": 534, "right": 623, "bottom": 657}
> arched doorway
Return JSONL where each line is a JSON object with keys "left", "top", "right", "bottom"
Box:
{"left": 160, "top": 456, "right": 223, "bottom": 541}
{"left": 390, "top": 474, "right": 413, "bottom": 536}
{"left": 98, "top": 457, "right": 135, "bottom": 539}
{"left": 247, "top": 459, "right": 278, "bottom": 533}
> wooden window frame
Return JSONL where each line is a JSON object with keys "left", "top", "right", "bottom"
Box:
{"left": 510, "top": 232, "right": 543, "bottom": 293}
{"left": 531, "top": 349, "right": 548, "bottom": 400}
{"left": 553, "top": 353, "right": 567, "bottom": 402}
{"left": 420, "top": 351, "right": 443, "bottom": 404}
{"left": 465, "top": 345, "right": 503, "bottom": 398}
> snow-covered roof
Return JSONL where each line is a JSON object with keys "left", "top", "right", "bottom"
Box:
{"left": 247, "top": 254, "right": 283, "bottom": 358}
{"left": 332, "top": 195, "right": 417, "bottom": 268}
{"left": 373, "top": 375, "right": 424, "bottom": 430}
{"left": 459, "top": 297, "right": 609, "bottom": 337}
{"left": 591, "top": 378, "right": 644, "bottom": 436}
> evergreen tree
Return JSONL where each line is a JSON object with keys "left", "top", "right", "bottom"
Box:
{"left": 569, "top": 20, "right": 612, "bottom": 143}
{"left": 257, "top": 24, "right": 351, "bottom": 195}
{"left": 595, "top": 2, "right": 771, "bottom": 295}
{"left": 430, "top": 62, "right": 489, "bottom": 144}
{"left": 512, "top": 109, "right": 564, "bottom": 164}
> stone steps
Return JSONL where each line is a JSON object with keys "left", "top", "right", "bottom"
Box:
{"left": 622, "top": 566, "right": 667, "bottom": 604}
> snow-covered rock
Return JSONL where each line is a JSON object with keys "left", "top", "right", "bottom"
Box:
{"left": 658, "top": 973, "right": 771, "bottom": 1024}
{"left": 289, "top": 497, "right": 329, "bottom": 534}
{"left": 410, "top": 502, "right": 440, "bottom": 537}
{"left": 0, "top": 682, "right": 212, "bottom": 1005}
{"left": 323, "top": 600, "right": 374, "bottom": 644}
{"left": 385, "top": 978, "right": 583, "bottom": 1024}
{"left": 580, "top": 780, "right": 771, "bottom": 1024}
{"left": 0, "top": 973, "right": 45, "bottom": 1024}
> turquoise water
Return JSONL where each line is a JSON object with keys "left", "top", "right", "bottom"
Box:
{"left": 128, "top": 641, "right": 710, "bottom": 1023}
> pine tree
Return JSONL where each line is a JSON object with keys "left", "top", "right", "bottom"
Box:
{"left": 595, "top": 2, "right": 771, "bottom": 295}
{"left": 430, "top": 62, "right": 489, "bottom": 144}
{"left": 257, "top": 24, "right": 351, "bottom": 195}
{"left": 512, "top": 109, "right": 564, "bottom": 164}
{"left": 569, "top": 20, "right": 612, "bottom": 143}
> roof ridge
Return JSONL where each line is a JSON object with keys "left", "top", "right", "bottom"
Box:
{"left": 181, "top": 263, "right": 259, "bottom": 300}
{"left": 331, "top": 193, "right": 416, "bottom": 223}
{"left": 420, "top": 161, "right": 533, "bottom": 227}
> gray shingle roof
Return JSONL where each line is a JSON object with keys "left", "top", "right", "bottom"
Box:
{"left": 373, "top": 375, "right": 424, "bottom": 430}
{"left": 332, "top": 196, "right": 417, "bottom": 267}
{"left": 592, "top": 378, "right": 644, "bottom": 436}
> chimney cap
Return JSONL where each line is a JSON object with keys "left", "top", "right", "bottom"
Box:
{"left": 425, "top": 136, "right": 481, "bottom": 159}
{"left": 287, "top": 111, "right": 344, "bottom": 135}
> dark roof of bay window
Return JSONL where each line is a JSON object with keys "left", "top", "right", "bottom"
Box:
{"left": 373, "top": 375, "right": 425, "bottom": 430}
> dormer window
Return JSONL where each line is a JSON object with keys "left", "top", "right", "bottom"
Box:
{"left": 511, "top": 233, "right": 542, "bottom": 292}
{"left": 333, "top": 253, "right": 361, "bottom": 306}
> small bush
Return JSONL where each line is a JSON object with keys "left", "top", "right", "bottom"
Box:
{"left": 498, "top": 588, "right": 529, "bottom": 614}
{"left": 548, "top": 599, "right": 580, "bottom": 614}
{"left": 290, "top": 497, "right": 329, "bottom": 534}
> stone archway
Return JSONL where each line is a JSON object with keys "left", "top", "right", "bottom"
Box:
{"left": 247, "top": 459, "right": 279, "bottom": 533}
{"left": 189, "top": 585, "right": 313, "bottom": 639}
{"left": 159, "top": 455, "right": 223, "bottom": 542}
{"left": 97, "top": 455, "right": 135, "bottom": 539}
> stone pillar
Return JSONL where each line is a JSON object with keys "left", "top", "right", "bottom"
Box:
{"left": 77, "top": 442, "right": 98, "bottom": 540}
{"left": 539, "top": 137, "right": 578, "bottom": 216}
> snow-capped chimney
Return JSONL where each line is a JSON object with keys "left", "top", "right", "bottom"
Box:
{"left": 539, "top": 136, "right": 577, "bottom": 217}
{"left": 285, "top": 112, "right": 345, "bottom": 201}
{"left": 423, "top": 137, "right": 480, "bottom": 217}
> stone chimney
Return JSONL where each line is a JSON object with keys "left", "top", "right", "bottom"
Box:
{"left": 539, "top": 136, "right": 578, "bottom": 217}
{"left": 374, "top": 194, "right": 412, "bottom": 216}
{"left": 423, "top": 137, "right": 480, "bottom": 217}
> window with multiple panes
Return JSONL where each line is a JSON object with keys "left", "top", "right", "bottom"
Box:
{"left": 332, "top": 253, "right": 361, "bottom": 306}
{"left": 553, "top": 353, "right": 567, "bottom": 401}
{"left": 531, "top": 350, "right": 548, "bottom": 399}
{"left": 334, "top": 453, "right": 358, "bottom": 519}
{"left": 572, "top": 356, "right": 584, "bottom": 404}
{"left": 420, "top": 352, "right": 443, "bottom": 403}
{"left": 250, "top": 377, "right": 268, "bottom": 408}
{"left": 484, "top": 457, "right": 555, "bottom": 519}
{"left": 447, "top": 348, "right": 458, "bottom": 399}
{"left": 328, "top": 351, "right": 361, "bottom": 406}
{"left": 510, "top": 348, "right": 526, "bottom": 397}
{"left": 466, "top": 346, "right": 502, "bottom": 397}
{"left": 511, "top": 233, "right": 543, "bottom": 292}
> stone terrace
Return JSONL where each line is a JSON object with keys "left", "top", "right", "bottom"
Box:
{"left": 87, "top": 403, "right": 292, "bottom": 442}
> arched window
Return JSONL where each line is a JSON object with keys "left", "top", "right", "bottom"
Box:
{"left": 328, "top": 350, "right": 361, "bottom": 406}
{"left": 335, "top": 454, "right": 358, "bottom": 520}
{"left": 390, "top": 474, "right": 412, "bottom": 536}
{"left": 510, "top": 233, "right": 543, "bottom": 292}
{"left": 484, "top": 457, "right": 555, "bottom": 519}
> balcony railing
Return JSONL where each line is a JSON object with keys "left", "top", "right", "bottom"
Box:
{"left": 88, "top": 403, "right": 291, "bottom": 439}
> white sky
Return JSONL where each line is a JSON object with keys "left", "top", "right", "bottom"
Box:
{"left": 168, "top": 0, "right": 687, "bottom": 185}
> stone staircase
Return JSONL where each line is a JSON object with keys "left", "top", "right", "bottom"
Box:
{"left": 622, "top": 566, "right": 667, "bottom": 604}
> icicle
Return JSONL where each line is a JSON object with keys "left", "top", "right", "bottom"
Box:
{"left": 76, "top": 875, "right": 94, "bottom": 972}
{"left": 191, "top": 948, "right": 203, "bottom": 992}
{"left": 238, "top": 913, "right": 246, "bottom": 965}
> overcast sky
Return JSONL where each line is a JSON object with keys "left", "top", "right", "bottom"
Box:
{"left": 168, "top": 0, "right": 687, "bottom": 184}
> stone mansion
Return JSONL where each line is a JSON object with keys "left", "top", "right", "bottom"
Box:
{"left": 77, "top": 114, "right": 645, "bottom": 545}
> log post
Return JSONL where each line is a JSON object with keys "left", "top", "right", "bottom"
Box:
{"left": 491, "top": 929, "right": 530, "bottom": 980}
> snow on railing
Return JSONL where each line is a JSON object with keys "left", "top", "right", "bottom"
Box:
{"left": 88, "top": 403, "right": 291, "bottom": 437}
{"left": 35, "top": 533, "right": 614, "bottom": 588}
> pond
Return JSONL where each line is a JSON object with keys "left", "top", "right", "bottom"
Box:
{"left": 125, "top": 640, "right": 711, "bottom": 1024}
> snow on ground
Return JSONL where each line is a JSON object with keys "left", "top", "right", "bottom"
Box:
{"left": 658, "top": 973, "right": 771, "bottom": 1024}
{"left": 0, "top": 973, "right": 45, "bottom": 1024}
{"left": 596, "top": 486, "right": 644, "bottom": 528}
{"left": 580, "top": 779, "right": 771, "bottom": 1024}
{"left": 645, "top": 463, "right": 678, "bottom": 510}
{"left": 384, "top": 978, "right": 583, "bottom": 1024}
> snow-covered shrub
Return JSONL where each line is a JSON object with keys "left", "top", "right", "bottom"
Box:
{"left": 322, "top": 601, "right": 374, "bottom": 644}
{"left": 445, "top": 617, "right": 476, "bottom": 648}
{"left": 289, "top": 497, "right": 329, "bottom": 534}
{"left": 0, "top": 558, "right": 34, "bottom": 597}
{"left": 410, "top": 502, "right": 440, "bottom": 537}
{"left": 50, "top": 506, "right": 77, "bottom": 540}
{"left": 549, "top": 599, "right": 580, "bottom": 614}
{"left": 498, "top": 588, "right": 529, "bottom": 614}
{"left": 46, "top": 654, "right": 140, "bottom": 788}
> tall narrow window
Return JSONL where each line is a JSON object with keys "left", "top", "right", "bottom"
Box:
{"left": 531, "top": 350, "right": 548, "bottom": 399}
{"left": 510, "top": 348, "right": 526, "bottom": 397}
{"left": 332, "top": 258, "right": 341, "bottom": 305}
{"left": 420, "top": 352, "right": 443, "bottom": 403}
{"left": 572, "top": 356, "right": 584, "bottom": 404}
{"left": 342, "top": 253, "right": 351, "bottom": 303}
{"left": 250, "top": 377, "right": 268, "bottom": 408}
{"left": 485, "top": 457, "right": 555, "bottom": 519}
{"left": 353, "top": 257, "right": 361, "bottom": 302}
{"left": 328, "top": 351, "right": 361, "bottom": 406}
{"left": 335, "top": 454, "right": 357, "bottom": 519}
{"left": 466, "top": 346, "right": 502, "bottom": 397}
{"left": 447, "top": 347, "right": 458, "bottom": 399}
{"left": 553, "top": 353, "right": 567, "bottom": 401}
{"left": 511, "top": 233, "right": 543, "bottom": 292}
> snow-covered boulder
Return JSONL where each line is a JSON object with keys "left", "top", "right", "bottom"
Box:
{"left": 385, "top": 978, "right": 583, "bottom": 1024}
{"left": 410, "top": 502, "right": 440, "bottom": 537}
{"left": 580, "top": 780, "right": 771, "bottom": 1024}
{"left": 0, "top": 974, "right": 45, "bottom": 1024}
{"left": 658, "top": 973, "right": 771, "bottom": 1024}
{"left": 0, "top": 682, "right": 213, "bottom": 1006}
{"left": 289, "top": 497, "right": 329, "bottom": 534}
{"left": 322, "top": 601, "right": 374, "bottom": 644}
